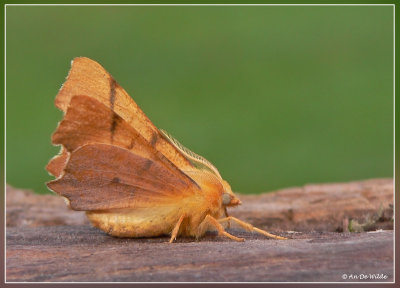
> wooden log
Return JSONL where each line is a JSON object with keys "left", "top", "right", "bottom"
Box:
{"left": 6, "top": 178, "right": 394, "bottom": 282}
{"left": 232, "top": 178, "right": 394, "bottom": 233}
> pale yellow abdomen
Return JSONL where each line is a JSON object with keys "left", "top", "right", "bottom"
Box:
{"left": 85, "top": 181, "right": 225, "bottom": 239}
{"left": 86, "top": 206, "right": 183, "bottom": 238}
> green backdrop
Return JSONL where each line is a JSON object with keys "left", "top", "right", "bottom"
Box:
{"left": 6, "top": 5, "right": 393, "bottom": 194}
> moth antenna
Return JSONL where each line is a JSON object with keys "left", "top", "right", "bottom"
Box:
{"left": 160, "top": 129, "right": 223, "bottom": 180}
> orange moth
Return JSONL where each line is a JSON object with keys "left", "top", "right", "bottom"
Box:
{"left": 46, "top": 57, "right": 287, "bottom": 243}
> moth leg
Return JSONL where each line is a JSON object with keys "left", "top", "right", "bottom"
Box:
{"left": 223, "top": 207, "right": 231, "bottom": 229}
{"left": 198, "top": 215, "right": 244, "bottom": 242}
{"left": 218, "top": 216, "right": 287, "bottom": 240}
{"left": 169, "top": 214, "right": 185, "bottom": 243}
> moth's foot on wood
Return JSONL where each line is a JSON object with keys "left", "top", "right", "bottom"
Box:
{"left": 253, "top": 227, "right": 287, "bottom": 240}
{"left": 218, "top": 216, "right": 287, "bottom": 240}
{"left": 169, "top": 214, "right": 186, "bottom": 243}
{"left": 224, "top": 233, "right": 244, "bottom": 242}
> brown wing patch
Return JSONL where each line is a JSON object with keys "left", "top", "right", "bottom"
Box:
{"left": 50, "top": 95, "right": 198, "bottom": 188}
{"left": 47, "top": 144, "right": 197, "bottom": 211}
{"left": 55, "top": 57, "right": 194, "bottom": 172}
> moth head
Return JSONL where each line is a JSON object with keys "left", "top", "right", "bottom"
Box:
{"left": 221, "top": 180, "right": 241, "bottom": 207}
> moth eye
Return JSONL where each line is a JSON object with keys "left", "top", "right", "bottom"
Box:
{"left": 222, "top": 193, "right": 232, "bottom": 205}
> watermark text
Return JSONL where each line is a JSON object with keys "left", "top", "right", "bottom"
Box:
{"left": 342, "top": 273, "right": 388, "bottom": 280}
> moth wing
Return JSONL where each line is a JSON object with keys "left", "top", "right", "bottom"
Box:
{"left": 46, "top": 146, "right": 69, "bottom": 178}
{"left": 47, "top": 144, "right": 197, "bottom": 211}
{"left": 46, "top": 95, "right": 199, "bottom": 196}
{"left": 55, "top": 57, "right": 195, "bottom": 173}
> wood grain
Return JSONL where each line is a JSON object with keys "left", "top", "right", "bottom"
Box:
{"left": 6, "top": 178, "right": 394, "bottom": 282}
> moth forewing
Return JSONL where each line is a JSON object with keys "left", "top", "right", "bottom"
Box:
{"left": 54, "top": 57, "right": 195, "bottom": 174}
{"left": 47, "top": 57, "right": 287, "bottom": 242}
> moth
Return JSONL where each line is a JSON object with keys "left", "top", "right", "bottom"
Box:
{"left": 46, "top": 57, "right": 287, "bottom": 243}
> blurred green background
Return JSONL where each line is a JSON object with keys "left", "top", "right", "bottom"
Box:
{"left": 6, "top": 5, "right": 393, "bottom": 194}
